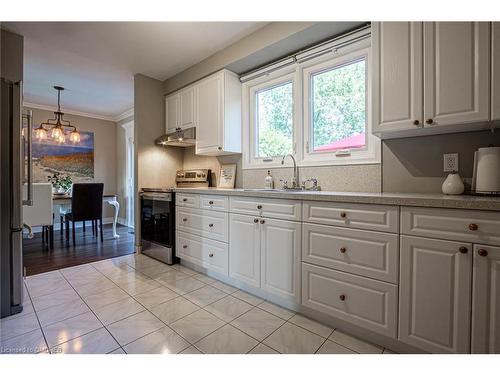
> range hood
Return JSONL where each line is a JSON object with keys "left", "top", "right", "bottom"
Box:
{"left": 156, "top": 127, "right": 196, "bottom": 147}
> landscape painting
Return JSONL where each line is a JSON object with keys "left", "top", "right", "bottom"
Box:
{"left": 33, "top": 130, "right": 95, "bottom": 183}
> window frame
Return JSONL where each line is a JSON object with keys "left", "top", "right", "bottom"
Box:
{"left": 242, "top": 35, "right": 380, "bottom": 170}
{"left": 242, "top": 67, "right": 299, "bottom": 169}
{"left": 301, "top": 46, "right": 379, "bottom": 166}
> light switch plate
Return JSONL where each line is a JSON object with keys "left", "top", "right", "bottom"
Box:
{"left": 443, "top": 153, "right": 459, "bottom": 172}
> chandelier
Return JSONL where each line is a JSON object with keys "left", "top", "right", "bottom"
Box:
{"left": 33, "top": 86, "right": 80, "bottom": 143}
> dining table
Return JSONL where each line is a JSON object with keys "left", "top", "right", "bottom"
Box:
{"left": 52, "top": 193, "right": 121, "bottom": 239}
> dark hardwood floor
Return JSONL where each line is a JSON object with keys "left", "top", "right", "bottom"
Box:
{"left": 23, "top": 224, "right": 135, "bottom": 276}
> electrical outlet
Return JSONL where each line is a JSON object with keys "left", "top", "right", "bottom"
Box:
{"left": 443, "top": 153, "right": 459, "bottom": 172}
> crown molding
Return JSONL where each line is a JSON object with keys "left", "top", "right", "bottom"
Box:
{"left": 23, "top": 101, "right": 134, "bottom": 123}
{"left": 115, "top": 108, "right": 134, "bottom": 122}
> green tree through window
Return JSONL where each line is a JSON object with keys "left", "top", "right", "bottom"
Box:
{"left": 312, "top": 59, "right": 366, "bottom": 151}
{"left": 256, "top": 81, "right": 293, "bottom": 157}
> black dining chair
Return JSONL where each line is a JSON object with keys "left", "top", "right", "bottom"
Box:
{"left": 64, "top": 183, "right": 104, "bottom": 245}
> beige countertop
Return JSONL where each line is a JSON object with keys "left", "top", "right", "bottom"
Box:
{"left": 172, "top": 187, "right": 500, "bottom": 211}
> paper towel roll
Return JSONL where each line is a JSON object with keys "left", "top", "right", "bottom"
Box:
{"left": 475, "top": 146, "right": 500, "bottom": 194}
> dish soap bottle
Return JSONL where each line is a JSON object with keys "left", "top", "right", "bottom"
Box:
{"left": 264, "top": 170, "right": 274, "bottom": 189}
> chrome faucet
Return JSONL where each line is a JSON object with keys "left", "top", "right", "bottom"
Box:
{"left": 281, "top": 154, "right": 300, "bottom": 189}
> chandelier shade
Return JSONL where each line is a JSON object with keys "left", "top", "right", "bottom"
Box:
{"left": 34, "top": 86, "right": 80, "bottom": 144}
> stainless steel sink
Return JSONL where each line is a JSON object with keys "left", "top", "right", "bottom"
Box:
{"left": 242, "top": 188, "right": 304, "bottom": 192}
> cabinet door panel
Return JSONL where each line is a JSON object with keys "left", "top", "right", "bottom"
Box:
{"left": 261, "top": 218, "right": 301, "bottom": 303}
{"left": 179, "top": 87, "right": 195, "bottom": 129}
{"left": 165, "top": 94, "right": 179, "bottom": 133}
{"left": 399, "top": 235, "right": 472, "bottom": 353}
{"left": 229, "top": 214, "right": 260, "bottom": 288}
{"left": 492, "top": 22, "right": 500, "bottom": 120}
{"left": 424, "top": 22, "right": 490, "bottom": 126}
{"left": 195, "top": 74, "right": 222, "bottom": 152}
{"left": 372, "top": 22, "right": 423, "bottom": 134}
{"left": 472, "top": 244, "right": 500, "bottom": 353}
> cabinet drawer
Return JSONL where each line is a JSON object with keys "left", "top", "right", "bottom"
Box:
{"left": 401, "top": 206, "right": 500, "bottom": 246}
{"left": 200, "top": 195, "right": 228, "bottom": 212}
{"left": 176, "top": 207, "right": 228, "bottom": 243}
{"left": 302, "top": 223, "right": 399, "bottom": 283}
{"left": 230, "top": 196, "right": 302, "bottom": 221}
{"left": 303, "top": 201, "right": 399, "bottom": 233}
{"left": 176, "top": 193, "right": 199, "bottom": 208}
{"left": 302, "top": 263, "right": 397, "bottom": 338}
{"left": 176, "top": 231, "right": 228, "bottom": 276}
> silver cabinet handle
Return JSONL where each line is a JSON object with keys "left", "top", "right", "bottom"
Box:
{"left": 22, "top": 107, "right": 33, "bottom": 206}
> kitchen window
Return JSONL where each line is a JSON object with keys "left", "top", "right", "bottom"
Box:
{"left": 242, "top": 29, "right": 379, "bottom": 169}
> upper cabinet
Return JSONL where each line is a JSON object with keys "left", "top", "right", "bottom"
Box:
{"left": 372, "top": 22, "right": 423, "bottom": 134}
{"left": 165, "top": 92, "right": 180, "bottom": 133}
{"left": 372, "top": 22, "right": 492, "bottom": 139}
{"left": 165, "top": 85, "right": 195, "bottom": 133}
{"left": 195, "top": 69, "right": 242, "bottom": 156}
{"left": 492, "top": 22, "right": 500, "bottom": 121}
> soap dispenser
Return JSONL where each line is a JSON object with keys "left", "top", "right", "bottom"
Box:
{"left": 264, "top": 170, "right": 274, "bottom": 189}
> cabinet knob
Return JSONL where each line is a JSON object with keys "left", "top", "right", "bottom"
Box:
{"left": 468, "top": 223, "right": 478, "bottom": 231}
{"left": 478, "top": 249, "right": 488, "bottom": 257}
{"left": 340, "top": 212, "right": 347, "bottom": 218}
{"left": 253, "top": 218, "right": 259, "bottom": 223}
{"left": 208, "top": 201, "right": 214, "bottom": 205}
{"left": 340, "top": 247, "right": 347, "bottom": 253}
{"left": 182, "top": 245, "right": 188, "bottom": 249}
{"left": 209, "top": 253, "right": 214, "bottom": 258}
{"left": 257, "top": 205, "right": 263, "bottom": 210}
{"left": 459, "top": 246, "right": 468, "bottom": 254}
{"left": 208, "top": 223, "right": 214, "bottom": 228}
{"left": 339, "top": 294, "right": 346, "bottom": 301}
{"left": 183, "top": 198, "right": 187, "bottom": 202}
{"left": 217, "top": 146, "right": 222, "bottom": 151}
{"left": 413, "top": 120, "right": 420, "bottom": 126}
{"left": 425, "top": 118, "right": 434, "bottom": 125}
{"left": 260, "top": 219, "right": 266, "bottom": 224}
{"left": 182, "top": 218, "right": 187, "bottom": 222}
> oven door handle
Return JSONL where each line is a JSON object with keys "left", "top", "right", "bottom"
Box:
{"left": 140, "top": 193, "right": 172, "bottom": 202}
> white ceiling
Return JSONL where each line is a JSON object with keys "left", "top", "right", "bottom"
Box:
{"left": 3, "top": 22, "right": 268, "bottom": 119}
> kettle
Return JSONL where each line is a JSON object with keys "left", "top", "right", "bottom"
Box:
{"left": 472, "top": 146, "right": 500, "bottom": 195}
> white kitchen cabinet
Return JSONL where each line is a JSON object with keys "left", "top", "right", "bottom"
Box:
{"left": 372, "top": 22, "right": 423, "bottom": 134}
{"left": 165, "top": 86, "right": 195, "bottom": 134}
{"left": 302, "top": 263, "right": 398, "bottom": 338}
{"left": 229, "top": 213, "right": 300, "bottom": 303}
{"left": 229, "top": 213, "right": 261, "bottom": 288}
{"left": 165, "top": 93, "right": 180, "bottom": 134}
{"left": 179, "top": 86, "right": 195, "bottom": 129}
{"left": 471, "top": 244, "right": 500, "bottom": 353}
{"left": 260, "top": 218, "right": 301, "bottom": 303}
{"left": 423, "top": 22, "right": 490, "bottom": 128}
{"left": 492, "top": 22, "right": 500, "bottom": 121}
{"left": 372, "top": 22, "right": 491, "bottom": 139}
{"left": 399, "top": 235, "right": 472, "bottom": 353}
{"left": 195, "top": 69, "right": 241, "bottom": 156}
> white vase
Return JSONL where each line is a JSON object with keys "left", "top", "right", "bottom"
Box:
{"left": 442, "top": 173, "right": 465, "bottom": 195}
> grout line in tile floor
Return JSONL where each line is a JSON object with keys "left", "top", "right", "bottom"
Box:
{"left": 23, "top": 286, "right": 50, "bottom": 353}
{"left": 57, "top": 271, "right": 123, "bottom": 353}
{"left": 13, "top": 254, "right": 390, "bottom": 354}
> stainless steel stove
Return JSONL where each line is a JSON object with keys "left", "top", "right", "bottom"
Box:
{"left": 139, "top": 169, "right": 211, "bottom": 265}
{"left": 175, "top": 168, "right": 212, "bottom": 188}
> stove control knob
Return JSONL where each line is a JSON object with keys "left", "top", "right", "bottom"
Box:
{"left": 197, "top": 173, "right": 202, "bottom": 177}
{"left": 202, "top": 173, "right": 206, "bottom": 177}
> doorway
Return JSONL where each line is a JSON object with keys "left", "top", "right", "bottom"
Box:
{"left": 121, "top": 120, "right": 135, "bottom": 229}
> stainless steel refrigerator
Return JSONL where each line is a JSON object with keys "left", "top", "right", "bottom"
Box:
{"left": 0, "top": 79, "right": 33, "bottom": 318}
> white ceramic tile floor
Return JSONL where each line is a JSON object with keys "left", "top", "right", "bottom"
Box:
{"left": 0, "top": 253, "right": 395, "bottom": 354}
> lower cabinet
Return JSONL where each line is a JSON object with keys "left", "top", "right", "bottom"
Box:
{"left": 471, "top": 244, "right": 500, "bottom": 353}
{"left": 229, "top": 213, "right": 261, "bottom": 287}
{"left": 302, "top": 262, "right": 398, "bottom": 338}
{"left": 176, "top": 230, "right": 228, "bottom": 276}
{"left": 399, "top": 235, "right": 472, "bottom": 353}
{"left": 229, "top": 213, "right": 301, "bottom": 303}
{"left": 260, "top": 218, "right": 301, "bottom": 303}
